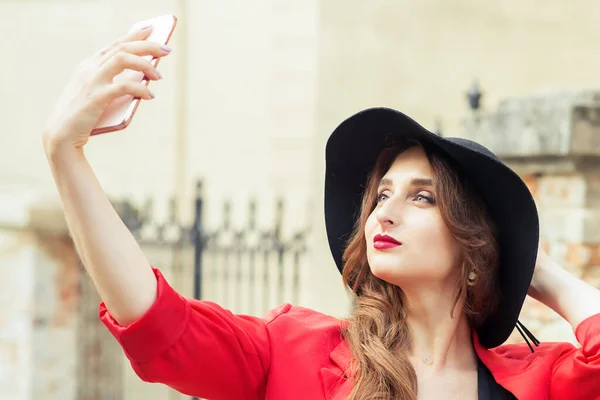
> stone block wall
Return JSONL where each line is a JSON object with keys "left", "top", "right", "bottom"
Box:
{"left": 0, "top": 198, "right": 125, "bottom": 400}
{"left": 0, "top": 228, "right": 35, "bottom": 400}
{"left": 461, "top": 91, "right": 600, "bottom": 345}
{"left": 31, "top": 234, "right": 79, "bottom": 400}
{"left": 0, "top": 213, "right": 79, "bottom": 400}
{"left": 513, "top": 171, "right": 600, "bottom": 344}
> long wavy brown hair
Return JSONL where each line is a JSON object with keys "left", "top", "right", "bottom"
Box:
{"left": 341, "top": 141, "right": 501, "bottom": 400}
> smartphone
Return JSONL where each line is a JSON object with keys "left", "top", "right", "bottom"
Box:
{"left": 91, "top": 14, "right": 178, "bottom": 136}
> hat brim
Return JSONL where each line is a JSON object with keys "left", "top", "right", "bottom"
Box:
{"left": 324, "top": 107, "right": 539, "bottom": 348}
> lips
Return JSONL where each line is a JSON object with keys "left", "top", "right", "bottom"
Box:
{"left": 373, "top": 234, "right": 402, "bottom": 250}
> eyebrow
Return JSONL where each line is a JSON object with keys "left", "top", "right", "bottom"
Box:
{"left": 378, "top": 177, "right": 433, "bottom": 188}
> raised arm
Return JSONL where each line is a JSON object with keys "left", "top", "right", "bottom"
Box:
{"left": 528, "top": 246, "right": 600, "bottom": 331}
{"left": 42, "top": 26, "right": 169, "bottom": 326}
{"left": 42, "top": 25, "right": 278, "bottom": 398}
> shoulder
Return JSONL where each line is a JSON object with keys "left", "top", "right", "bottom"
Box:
{"left": 263, "top": 303, "right": 346, "bottom": 336}
{"left": 491, "top": 340, "right": 576, "bottom": 362}
{"left": 491, "top": 312, "right": 600, "bottom": 362}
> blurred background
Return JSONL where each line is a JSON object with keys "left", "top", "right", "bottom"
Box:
{"left": 1, "top": 0, "right": 600, "bottom": 399}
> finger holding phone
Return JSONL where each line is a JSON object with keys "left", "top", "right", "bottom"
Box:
{"left": 42, "top": 17, "right": 174, "bottom": 156}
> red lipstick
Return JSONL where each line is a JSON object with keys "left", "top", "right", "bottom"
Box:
{"left": 373, "top": 234, "right": 401, "bottom": 250}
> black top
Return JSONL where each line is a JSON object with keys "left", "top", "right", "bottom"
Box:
{"left": 477, "top": 358, "right": 517, "bottom": 399}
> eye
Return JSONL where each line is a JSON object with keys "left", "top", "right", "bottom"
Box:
{"left": 377, "top": 191, "right": 390, "bottom": 204}
{"left": 413, "top": 192, "right": 435, "bottom": 204}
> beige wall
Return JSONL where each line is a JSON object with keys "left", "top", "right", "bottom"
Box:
{"left": 1, "top": 0, "right": 179, "bottom": 217}
{"left": 313, "top": 0, "right": 600, "bottom": 136}
{"left": 184, "top": 0, "right": 318, "bottom": 230}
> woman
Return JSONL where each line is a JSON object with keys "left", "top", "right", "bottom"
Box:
{"left": 43, "top": 26, "right": 600, "bottom": 399}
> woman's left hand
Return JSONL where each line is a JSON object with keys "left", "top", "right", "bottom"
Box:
{"left": 527, "top": 242, "right": 600, "bottom": 332}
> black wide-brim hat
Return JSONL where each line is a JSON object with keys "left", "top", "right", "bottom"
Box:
{"left": 324, "top": 107, "right": 539, "bottom": 349}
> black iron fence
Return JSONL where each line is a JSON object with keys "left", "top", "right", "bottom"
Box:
{"left": 116, "top": 179, "right": 309, "bottom": 316}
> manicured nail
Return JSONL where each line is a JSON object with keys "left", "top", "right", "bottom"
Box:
{"left": 149, "top": 91, "right": 155, "bottom": 99}
{"left": 161, "top": 45, "right": 172, "bottom": 53}
{"left": 155, "top": 69, "right": 162, "bottom": 79}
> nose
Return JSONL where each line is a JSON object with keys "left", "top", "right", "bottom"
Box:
{"left": 375, "top": 196, "right": 401, "bottom": 228}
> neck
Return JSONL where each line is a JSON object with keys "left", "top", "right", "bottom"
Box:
{"left": 403, "top": 286, "right": 477, "bottom": 371}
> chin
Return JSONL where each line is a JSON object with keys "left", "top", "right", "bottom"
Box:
{"left": 368, "top": 262, "right": 401, "bottom": 282}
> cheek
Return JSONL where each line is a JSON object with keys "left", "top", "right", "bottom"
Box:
{"left": 409, "top": 213, "right": 446, "bottom": 240}
{"left": 364, "top": 213, "right": 379, "bottom": 263}
{"left": 364, "top": 212, "right": 377, "bottom": 237}
{"left": 407, "top": 214, "right": 459, "bottom": 266}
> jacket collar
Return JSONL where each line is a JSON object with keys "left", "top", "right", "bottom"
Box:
{"left": 319, "top": 330, "right": 529, "bottom": 399}
{"left": 472, "top": 330, "right": 534, "bottom": 398}
{"left": 320, "top": 338, "right": 352, "bottom": 399}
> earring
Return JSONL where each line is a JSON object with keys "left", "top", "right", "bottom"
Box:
{"left": 467, "top": 270, "right": 477, "bottom": 286}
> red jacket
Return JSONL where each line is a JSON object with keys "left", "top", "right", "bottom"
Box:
{"left": 100, "top": 268, "right": 600, "bottom": 399}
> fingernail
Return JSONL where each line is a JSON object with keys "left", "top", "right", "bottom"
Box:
{"left": 149, "top": 91, "right": 155, "bottom": 99}
{"left": 161, "top": 45, "right": 172, "bottom": 53}
{"left": 155, "top": 69, "right": 162, "bottom": 79}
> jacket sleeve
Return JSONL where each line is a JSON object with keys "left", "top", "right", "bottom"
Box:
{"left": 99, "top": 267, "right": 290, "bottom": 400}
{"left": 550, "top": 312, "right": 600, "bottom": 400}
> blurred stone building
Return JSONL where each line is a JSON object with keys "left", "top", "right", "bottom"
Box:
{"left": 1, "top": 0, "right": 599, "bottom": 399}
